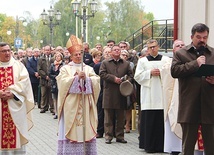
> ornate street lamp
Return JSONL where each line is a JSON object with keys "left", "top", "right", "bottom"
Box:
{"left": 15, "top": 16, "right": 27, "bottom": 39}
{"left": 6, "top": 16, "right": 28, "bottom": 51}
{"left": 71, "top": 0, "right": 97, "bottom": 42}
{"left": 40, "top": 6, "right": 61, "bottom": 46}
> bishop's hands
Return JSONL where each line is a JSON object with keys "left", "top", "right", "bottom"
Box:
{"left": 197, "top": 55, "right": 206, "bottom": 67}
{"left": 78, "top": 71, "right": 86, "bottom": 80}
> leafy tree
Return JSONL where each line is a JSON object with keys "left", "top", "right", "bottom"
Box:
{"left": 104, "top": 0, "right": 154, "bottom": 44}
{"left": 0, "top": 15, "right": 16, "bottom": 46}
{"left": 0, "top": 0, "right": 155, "bottom": 49}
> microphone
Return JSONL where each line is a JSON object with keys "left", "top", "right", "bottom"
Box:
{"left": 197, "top": 46, "right": 205, "bottom": 56}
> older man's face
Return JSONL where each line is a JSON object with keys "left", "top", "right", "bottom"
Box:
{"left": 173, "top": 40, "right": 185, "bottom": 53}
{"left": 71, "top": 51, "right": 82, "bottom": 64}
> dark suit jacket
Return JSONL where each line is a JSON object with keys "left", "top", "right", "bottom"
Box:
{"left": 21, "top": 57, "right": 32, "bottom": 67}
{"left": 27, "top": 56, "right": 39, "bottom": 84}
{"left": 83, "top": 52, "right": 93, "bottom": 65}
{"left": 171, "top": 44, "right": 214, "bottom": 124}
{"left": 99, "top": 58, "right": 133, "bottom": 109}
{"left": 37, "top": 55, "right": 54, "bottom": 86}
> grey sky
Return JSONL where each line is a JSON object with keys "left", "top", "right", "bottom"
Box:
{"left": 0, "top": 0, "right": 173, "bottom": 20}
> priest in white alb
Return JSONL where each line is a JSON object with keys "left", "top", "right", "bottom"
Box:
{"left": 0, "top": 42, "right": 34, "bottom": 154}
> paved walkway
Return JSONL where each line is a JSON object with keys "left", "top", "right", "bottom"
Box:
{"left": 27, "top": 107, "right": 168, "bottom": 155}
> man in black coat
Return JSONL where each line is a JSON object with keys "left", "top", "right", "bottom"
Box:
{"left": 83, "top": 42, "right": 93, "bottom": 65}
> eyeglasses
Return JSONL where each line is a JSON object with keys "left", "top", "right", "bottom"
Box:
{"left": 0, "top": 49, "right": 11, "bottom": 53}
{"left": 175, "top": 44, "right": 185, "bottom": 47}
{"left": 148, "top": 45, "right": 157, "bottom": 49}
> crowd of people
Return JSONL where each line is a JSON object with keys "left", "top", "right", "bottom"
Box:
{"left": 1, "top": 23, "right": 214, "bottom": 155}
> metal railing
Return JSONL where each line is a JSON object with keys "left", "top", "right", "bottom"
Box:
{"left": 125, "top": 19, "right": 174, "bottom": 53}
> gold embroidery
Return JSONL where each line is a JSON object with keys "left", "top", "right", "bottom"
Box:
{"left": 197, "top": 125, "right": 204, "bottom": 151}
{"left": 0, "top": 66, "right": 16, "bottom": 148}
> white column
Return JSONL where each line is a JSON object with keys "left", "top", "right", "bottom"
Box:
{"left": 76, "top": 16, "right": 78, "bottom": 37}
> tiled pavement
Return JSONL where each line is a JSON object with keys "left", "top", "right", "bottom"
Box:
{"left": 27, "top": 107, "right": 169, "bottom": 155}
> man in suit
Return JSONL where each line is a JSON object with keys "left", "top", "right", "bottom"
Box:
{"left": 83, "top": 42, "right": 93, "bottom": 65}
{"left": 21, "top": 48, "right": 32, "bottom": 67}
{"left": 37, "top": 45, "right": 54, "bottom": 113}
{"left": 99, "top": 45, "right": 133, "bottom": 144}
{"left": 171, "top": 23, "right": 214, "bottom": 155}
{"left": 27, "top": 48, "right": 40, "bottom": 108}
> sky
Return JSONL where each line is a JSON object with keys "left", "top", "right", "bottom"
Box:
{"left": 0, "top": 0, "right": 174, "bottom": 20}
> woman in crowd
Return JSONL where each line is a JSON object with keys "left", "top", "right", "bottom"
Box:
{"left": 49, "top": 52, "right": 64, "bottom": 119}
{"left": 89, "top": 49, "right": 103, "bottom": 67}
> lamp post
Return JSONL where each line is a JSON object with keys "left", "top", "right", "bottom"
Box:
{"left": 7, "top": 16, "right": 27, "bottom": 51}
{"left": 71, "top": 0, "right": 98, "bottom": 42}
{"left": 6, "top": 16, "right": 27, "bottom": 38}
{"left": 15, "top": 16, "right": 27, "bottom": 39}
{"left": 40, "top": 6, "right": 61, "bottom": 46}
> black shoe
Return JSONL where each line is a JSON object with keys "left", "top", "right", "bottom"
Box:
{"left": 96, "top": 134, "right": 103, "bottom": 138}
{"left": 145, "top": 150, "right": 156, "bottom": 153}
{"left": 40, "top": 109, "right": 46, "bottom": 113}
{"left": 116, "top": 139, "right": 127, "bottom": 143}
{"left": 53, "top": 115, "right": 58, "bottom": 119}
{"left": 105, "top": 139, "right": 111, "bottom": 144}
{"left": 170, "top": 152, "right": 181, "bottom": 155}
